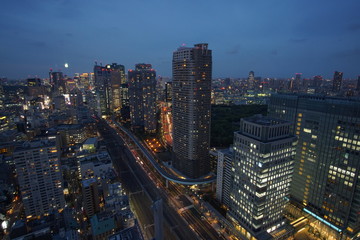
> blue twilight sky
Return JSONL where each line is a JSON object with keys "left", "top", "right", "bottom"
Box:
{"left": 0, "top": 0, "right": 359, "bottom": 80}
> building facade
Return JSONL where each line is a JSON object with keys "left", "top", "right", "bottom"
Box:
{"left": 332, "top": 71, "right": 343, "bottom": 93}
{"left": 228, "top": 116, "right": 296, "bottom": 239}
{"left": 82, "top": 178, "right": 100, "bottom": 218}
{"left": 128, "top": 64, "right": 157, "bottom": 133}
{"left": 268, "top": 93, "right": 360, "bottom": 237}
{"left": 216, "top": 148, "right": 233, "bottom": 208}
{"left": 13, "top": 140, "right": 65, "bottom": 218}
{"left": 94, "top": 63, "right": 125, "bottom": 116}
{"left": 172, "top": 43, "right": 212, "bottom": 178}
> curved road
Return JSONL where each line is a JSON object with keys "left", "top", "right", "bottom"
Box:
{"left": 112, "top": 120, "right": 216, "bottom": 185}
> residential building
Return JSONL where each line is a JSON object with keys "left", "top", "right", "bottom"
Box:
{"left": 172, "top": 43, "right": 212, "bottom": 178}
{"left": 128, "top": 64, "right": 157, "bottom": 133}
{"left": 13, "top": 140, "right": 65, "bottom": 218}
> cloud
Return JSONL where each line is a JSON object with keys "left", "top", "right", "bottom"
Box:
{"left": 226, "top": 45, "right": 241, "bottom": 55}
{"left": 289, "top": 38, "right": 307, "bottom": 43}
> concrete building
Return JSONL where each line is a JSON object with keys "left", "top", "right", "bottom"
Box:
{"left": 268, "top": 93, "right": 360, "bottom": 237}
{"left": 215, "top": 148, "right": 233, "bottom": 207}
{"left": 228, "top": 115, "right": 296, "bottom": 239}
{"left": 128, "top": 64, "right": 157, "bottom": 133}
{"left": 172, "top": 43, "right": 212, "bottom": 178}
{"left": 82, "top": 178, "right": 100, "bottom": 218}
{"left": 13, "top": 140, "right": 65, "bottom": 218}
{"left": 94, "top": 63, "right": 125, "bottom": 116}
{"left": 332, "top": 71, "right": 343, "bottom": 93}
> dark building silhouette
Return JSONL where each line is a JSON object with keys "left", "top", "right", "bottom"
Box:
{"left": 332, "top": 71, "right": 343, "bottom": 93}
{"left": 313, "top": 75, "right": 323, "bottom": 89}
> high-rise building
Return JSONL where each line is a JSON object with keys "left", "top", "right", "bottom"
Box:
{"left": 312, "top": 75, "right": 323, "bottom": 89}
{"left": 128, "top": 64, "right": 157, "bottom": 133}
{"left": 82, "top": 178, "right": 100, "bottom": 218}
{"left": 216, "top": 148, "right": 233, "bottom": 207}
{"left": 357, "top": 76, "right": 360, "bottom": 92}
{"left": 268, "top": 94, "right": 360, "bottom": 237}
{"left": 13, "top": 140, "right": 65, "bottom": 218}
{"left": 164, "top": 81, "right": 172, "bottom": 103}
{"left": 172, "top": 43, "right": 212, "bottom": 178}
{"left": 228, "top": 115, "right": 296, "bottom": 239}
{"left": 248, "top": 71, "right": 255, "bottom": 90}
{"left": 94, "top": 63, "right": 125, "bottom": 116}
{"left": 294, "top": 73, "right": 302, "bottom": 91}
{"left": 49, "top": 71, "right": 66, "bottom": 95}
{"left": 120, "top": 83, "right": 130, "bottom": 122}
{"left": 332, "top": 71, "right": 343, "bottom": 93}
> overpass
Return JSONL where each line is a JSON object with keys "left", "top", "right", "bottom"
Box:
{"left": 112, "top": 120, "right": 216, "bottom": 185}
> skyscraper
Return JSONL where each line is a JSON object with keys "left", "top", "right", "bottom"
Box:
{"left": 49, "top": 71, "right": 66, "bottom": 95}
{"left": 94, "top": 63, "right": 125, "bottom": 116}
{"left": 128, "top": 64, "right": 157, "bottom": 133}
{"left": 357, "top": 76, "right": 360, "bottom": 92}
{"left": 248, "top": 71, "right": 255, "bottom": 90}
{"left": 313, "top": 75, "right": 323, "bottom": 89}
{"left": 172, "top": 43, "right": 212, "bottom": 178}
{"left": 228, "top": 115, "right": 296, "bottom": 239}
{"left": 268, "top": 94, "right": 360, "bottom": 237}
{"left": 294, "top": 73, "right": 302, "bottom": 91}
{"left": 332, "top": 71, "right": 343, "bottom": 93}
{"left": 13, "top": 140, "right": 65, "bottom": 218}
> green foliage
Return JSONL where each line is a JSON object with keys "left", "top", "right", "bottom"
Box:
{"left": 211, "top": 104, "right": 267, "bottom": 147}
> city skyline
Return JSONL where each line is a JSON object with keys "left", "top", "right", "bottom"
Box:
{"left": 1, "top": 0, "right": 360, "bottom": 79}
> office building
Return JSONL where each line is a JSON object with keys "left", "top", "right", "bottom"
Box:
{"left": 13, "top": 140, "right": 65, "bottom": 218}
{"left": 128, "top": 64, "right": 157, "bottom": 133}
{"left": 172, "top": 43, "right": 212, "bottom": 178}
{"left": 357, "top": 76, "right": 360, "bottom": 92}
{"left": 94, "top": 63, "right": 125, "bottom": 116}
{"left": 332, "top": 71, "right": 343, "bottom": 93}
{"left": 228, "top": 116, "right": 296, "bottom": 239}
{"left": 50, "top": 71, "right": 66, "bottom": 95}
{"left": 268, "top": 93, "right": 360, "bottom": 237}
{"left": 248, "top": 71, "right": 255, "bottom": 90}
{"left": 294, "top": 73, "right": 302, "bottom": 91}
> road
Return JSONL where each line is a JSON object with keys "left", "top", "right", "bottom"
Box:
{"left": 97, "top": 119, "right": 198, "bottom": 240}
{"left": 105, "top": 119, "right": 227, "bottom": 240}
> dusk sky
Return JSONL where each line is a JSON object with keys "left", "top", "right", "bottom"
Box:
{"left": 1, "top": 0, "right": 359, "bottom": 79}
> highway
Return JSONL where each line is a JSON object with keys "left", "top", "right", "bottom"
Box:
{"left": 104, "top": 119, "right": 228, "bottom": 240}
{"left": 97, "top": 119, "right": 198, "bottom": 240}
{"left": 112, "top": 119, "right": 216, "bottom": 185}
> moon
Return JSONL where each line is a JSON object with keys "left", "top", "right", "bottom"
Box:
{"left": 64, "top": 63, "right": 69, "bottom": 68}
